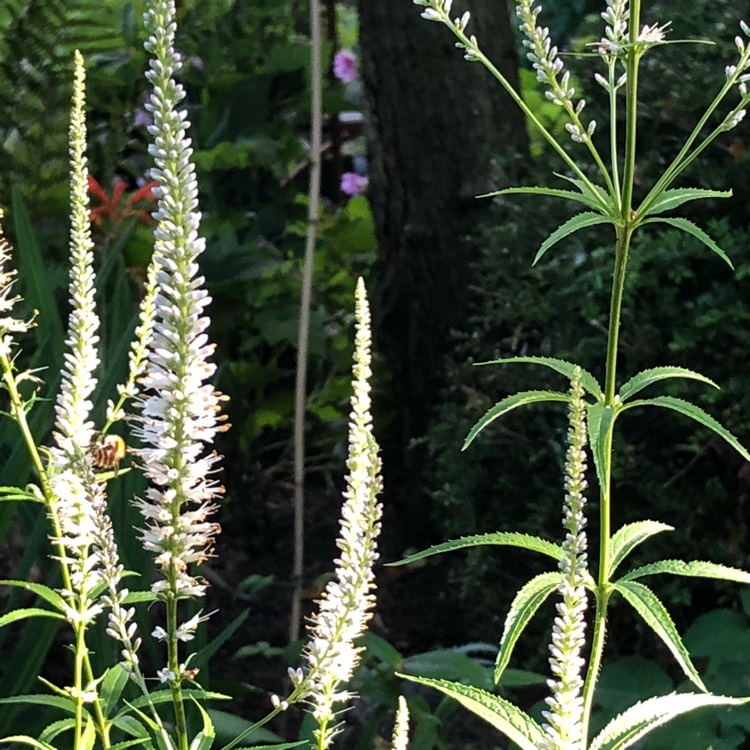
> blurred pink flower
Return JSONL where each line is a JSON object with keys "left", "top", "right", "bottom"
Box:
{"left": 341, "top": 172, "right": 368, "bottom": 196}
{"left": 334, "top": 50, "right": 358, "bottom": 83}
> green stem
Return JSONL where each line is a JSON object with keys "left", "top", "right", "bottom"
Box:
{"left": 582, "top": 2, "right": 642, "bottom": 734}
{"left": 167, "top": 586, "right": 189, "bottom": 750}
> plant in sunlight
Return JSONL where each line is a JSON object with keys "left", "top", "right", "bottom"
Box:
{"left": 0, "top": 0, "right": 388, "bottom": 745}
{"left": 389, "top": 0, "right": 750, "bottom": 747}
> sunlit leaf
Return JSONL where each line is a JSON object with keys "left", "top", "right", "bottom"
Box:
{"left": 386, "top": 532, "right": 563, "bottom": 567}
{"left": 495, "top": 572, "right": 561, "bottom": 684}
{"left": 476, "top": 356, "right": 603, "bottom": 400}
{"left": 618, "top": 366, "right": 718, "bottom": 402}
{"left": 622, "top": 396, "right": 750, "bottom": 463}
{"left": 620, "top": 559, "right": 750, "bottom": 585}
{"left": 463, "top": 391, "right": 568, "bottom": 450}
{"left": 589, "top": 692, "right": 749, "bottom": 750}
{"left": 614, "top": 581, "right": 706, "bottom": 691}
{"left": 398, "top": 674, "right": 545, "bottom": 750}
{"left": 609, "top": 522, "right": 674, "bottom": 578}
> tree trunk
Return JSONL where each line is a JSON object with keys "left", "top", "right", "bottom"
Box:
{"left": 359, "top": 0, "right": 527, "bottom": 533}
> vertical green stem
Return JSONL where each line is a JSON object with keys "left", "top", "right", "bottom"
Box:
{"left": 167, "top": 587, "right": 189, "bottom": 750}
{"left": 582, "top": 2, "right": 642, "bottom": 736}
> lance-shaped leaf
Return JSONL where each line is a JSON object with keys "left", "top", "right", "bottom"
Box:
{"left": 641, "top": 217, "right": 733, "bottom": 269}
{"left": 589, "top": 692, "right": 749, "bottom": 750}
{"left": 478, "top": 185, "right": 606, "bottom": 212}
{"left": 463, "top": 391, "right": 568, "bottom": 450}
{"left": 0, "top": 608, "right": 65, "bottom": 628}
{"left": 495, "top": 572, "right": 561, "bottom": 684}
{"left": 475, "top": 356, "right": 603, "bottom": 401}
{"left": 386, "top": 532, "right": 563, "bottom": 567}
{"left": 587, "top": 403, "right": 617, "bottom": 491}
{"left": 533, "top": 212, "right": 612, "bottom": 266}
{"left": 622, "top": 396, "right": 750, "bottom": 463}
{"left": 614, "top": 581, "right": 706, "bottom": 691}
{"left": 620, "top": 559, "right": 750, "bottom": 585}
{"left": 608, "top": 522, "right": 674, "bottom": 578}
{"left": 618, "top": 366, "right": 718, "bottom": 402}
{"left": 640, "top": 187, "right": 732, "bottom": 217}
{"left": 554, "top": 172, "right": 614, "bottom": 214}
{"left": 0, "top": 580, "right": 66, "bottom": 613}
{"left": 397, "top": 674, "right": 545, "bottom": 750}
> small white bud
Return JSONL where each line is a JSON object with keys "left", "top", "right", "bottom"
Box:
{"left": 576, "top": 99, "right": 586, "bottom": 114}
{"left": 442, "top": 0, "right": 453, "bottom": 14}
{"left": 741, "top": 20, "right": 750, "bottom": 37}
{"left": 420, "top": 7, "right": 442, "bottom": 21}
{"left": 594, "top": 72, "right": 609, "bottom": 88}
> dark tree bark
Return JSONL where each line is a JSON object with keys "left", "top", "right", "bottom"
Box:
{"left": 359, "top": 0, "right": 527, "bottom": 533}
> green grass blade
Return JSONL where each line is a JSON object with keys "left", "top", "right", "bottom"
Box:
{"left": 614, "top": 580, "right": 706, "bottom": 691}
{"left": 386, "top": 532, "right": 563, "bottom": 567}
{"left": 608, "top": 522, "right": 674, "bottom": 578}
{"left": 397, "top": 674, "right": 545, "bottom": 750}
{"left": 463, "top": 390, "right": 568, "bottom": 450}
{"left": 618, "top": 366, "right": 718, "bottom": 402}
{"left": 494, "top": 572, "right": 561, "bottom": 684}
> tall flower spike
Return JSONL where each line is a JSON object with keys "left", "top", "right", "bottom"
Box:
{"left": 134, "top": 0, "right": 226, "bottom": 609}
{"left": 542, "top": 368, "right": 590, "bottom": 750}
{"left": 301, "top": 278, "right": 383, "bottom": 750}
{"left": 44, "top": 50, "right": 112, "bottom": 628}
{"left": 53, "top": 49, "right": 99, "bottom": 460}
{"left": 390, "top": 696, "right": 411, "bottom": 750}
{"left": 600, "top": 0, "right": 629, "bottom": 55}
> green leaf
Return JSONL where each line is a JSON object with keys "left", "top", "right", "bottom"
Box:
{"left": 403, "top": 649, "right": 491, "bottom": 689}
{"left": 586, "top": 403, "right": 616, "bottom": 491}
{"left": 477, "top": 185, "right": 606, "bottom": 212}
{"left": 609, "top": 522, "right": 674, "bottom": 578}
{"left": 0, "top": 580, "right": 66, "bottom": 612}
{"left": 0, "top": 607, "right": 65, "bottom": 628}
{"left": 641, "top": 188, "right": 732, "bottom": 217}
{"left": 618, "top": 366, "right": 719, "bottom": 402}
{"left": 397, "top": 674, "right": 545, "bottom": 750}
{"left": 620, "top": 559, "right": 750, "bottom": 585}
{"left": 188, "top": 700, "right": 215, "bottom": 750}
{"left": 0, "top": 737, "right": 55, "bottom": 750}
{"left": 614, "top": 581, "right": 706, "bottom": 691}
{"left": 553, "top": 172, "right": 614, "bottom": 214}
{"left": 533, "top": 211, "right": 612, "bottom": 265}
{"left": 641, "top": 217, "right": 734, "bottom": 269}
{"left": 494, "top": 572, "right": 561, "bottom": 684}
{"left": 589, "top": 692, "right": 749, "bottom": 750}
{"left": 622, "top": 396, "right": 750, "bottom": 463}
{"left": 385, "top": 533, "right": 563, "bottom": 567}
{"left": 476, "top": 356, "right": 603, "bottom": 400}
{"left": 100, "top": 665, "right": 131, "bottom": 718}
{"left": 463, "top": 391, "right": 568, "bottom": 450}
{"left": 0, "top": 694, "right": 75, "bottom": 713}
{"left": 0, "top": 486, "right": 43, "bottom": 503}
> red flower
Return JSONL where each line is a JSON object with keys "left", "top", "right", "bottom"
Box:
{"left": 88, "top": 175, "right": 158, "bottom": 228}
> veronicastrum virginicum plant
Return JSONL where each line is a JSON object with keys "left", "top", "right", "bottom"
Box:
{"left": 391, "top": 0, "right": 750, "bottom": 747}
{"left": 0, "top": 1, "right": 389, "bottom": 749}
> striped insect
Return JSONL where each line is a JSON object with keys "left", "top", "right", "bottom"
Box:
{"left": 89, "top": 434, "right": 128, "bottom": 476}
